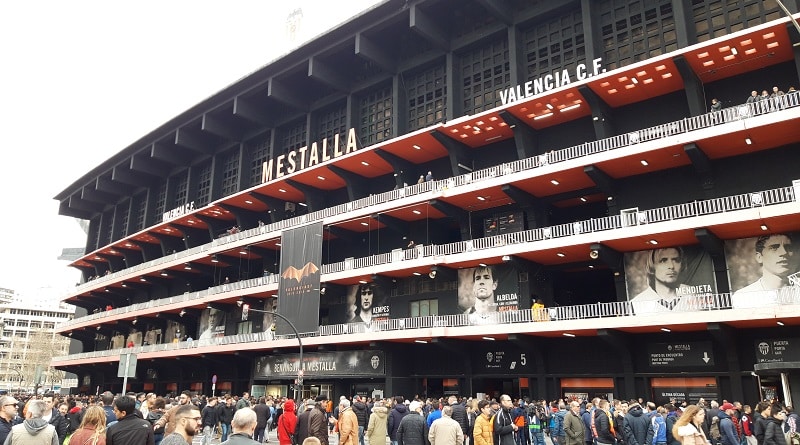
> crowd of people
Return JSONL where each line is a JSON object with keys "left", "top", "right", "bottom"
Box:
{"left": 1, "top": 391, "right": 798, "bottom": 445}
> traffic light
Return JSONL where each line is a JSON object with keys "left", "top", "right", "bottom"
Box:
{"left": 241, "top": 304, "right": 250, "bottom": 321}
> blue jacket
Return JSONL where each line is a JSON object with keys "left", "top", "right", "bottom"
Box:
{"left": 717, "top": 412, "right": 739, "bottom": 445}
{"left": 582, "top": 409, "right": 594, "bottom": 443}
{"left": 651, "top": 415, "right": 666, "bottom": 445}
{"left": 551, "top": 410, "right": 567, "bottom": 438}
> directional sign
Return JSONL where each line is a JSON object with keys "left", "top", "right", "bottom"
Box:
{"left": 648, "top": 341, "right": 714, "bottom": 367}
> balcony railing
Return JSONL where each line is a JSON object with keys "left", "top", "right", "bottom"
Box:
{"left": 53, "top": 287, "right": 800, "bottom": 362}
{"left": 59, "top": 181, "right": 799, "bottom": 331}
{"left": 73, "top": 94, "right": 800, "bottom": 294}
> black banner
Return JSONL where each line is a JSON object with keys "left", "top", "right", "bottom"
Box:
{"left": 471, "top": 344, "right": 532, "bottom": 375}
{"left": 277, "top": 221, "right": 323, "bottom": 334}
{"left": 755, "top": 338, "right": 800, "bottom": 363}
{"left": 647, "top": 341, "right": 715, "bottom": 367}
{"left": 253, "top": 350, "right": 385, "bottom": 378}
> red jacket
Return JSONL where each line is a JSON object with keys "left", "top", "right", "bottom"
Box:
{"left": 278, "top": 400, "right": 298, "bottom": 445}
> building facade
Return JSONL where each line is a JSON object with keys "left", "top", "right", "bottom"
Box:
{"left": 54, "top": 0, "right": 800, "bottom": 405}
{"left": 1, "top": 293, "right": 75, "bottom": 393}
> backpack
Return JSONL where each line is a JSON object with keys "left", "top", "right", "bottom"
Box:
{"left": 710, "top": 417, "right": 721, "bottom": 443}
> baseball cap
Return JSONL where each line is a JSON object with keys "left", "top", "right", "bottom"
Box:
{"left": 720, "top": 403, "right": 735, "bottom": 411}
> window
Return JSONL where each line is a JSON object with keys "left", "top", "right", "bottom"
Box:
{"left": 237, "top": 321, "right": 253, "bottom": 335}
{"left": 410, "top": 299, "right": 439, "bottom": 317}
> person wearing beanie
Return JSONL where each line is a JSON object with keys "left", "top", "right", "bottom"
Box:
{"left": 277, "top": 400, "right": 297, "bottom": 445}
{"left": 397, "top": 401, "right": 427, "bottom": 445}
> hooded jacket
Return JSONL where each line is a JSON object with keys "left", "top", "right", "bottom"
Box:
{"left": 389, "top": 404, "right": 410, "bottom": 441}
{"left": 762, "top": 417, "right": 787, "bottom": 445}
{"left": 624, "top": 406, "right": 649, "bottom": 445}
{"left": 716, "top": 412, "right": 738, "bottom": 445}
{"left": 353, "top": 400, "right": 368, "bottom": 428}
{"left": 278, "top": 400, "right": 298, "bottom": 445}
{"left": 367, "top": 406, "right": 389, "bottom": 445}
{"left": 4, "top": 418, "right": 59, "bottom": 445}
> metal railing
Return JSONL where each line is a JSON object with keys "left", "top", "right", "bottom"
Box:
{"left": 53, "top": 287, "right": 800, "bottom": 362}
{"left": 59, "top": 182, "right": 799, "bottom": 331}
{"left": 73, "top": 94, "right": 800, "bottom": 295}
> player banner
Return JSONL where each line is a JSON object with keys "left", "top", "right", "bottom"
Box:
{"left": 277, "top": 221, "right": 323, "bottom": 334}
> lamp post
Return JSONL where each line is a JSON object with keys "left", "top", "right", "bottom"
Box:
{"left": 238, "top": 302, "right": 303, "bottom": 401}
{"left": 775, "top": 0, "right": 800, "bottom": 46}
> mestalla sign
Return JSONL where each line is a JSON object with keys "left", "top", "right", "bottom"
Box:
{"left": 261, "top": 128, "right": 359, "bottom": 183}
{"left": 253, "top": 350, "right": 385, "bottom": 378}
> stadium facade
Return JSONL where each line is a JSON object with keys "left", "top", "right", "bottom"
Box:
{"left": 53, "top": 0, "right": 800, "bottom": 405}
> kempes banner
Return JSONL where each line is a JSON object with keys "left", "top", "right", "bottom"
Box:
{"left": 277, "top": 221, "right": 323, "bottom": 334}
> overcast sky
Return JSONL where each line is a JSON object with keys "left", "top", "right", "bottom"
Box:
{"left": 0, "top": 0, "right": 382, "bottom": 298}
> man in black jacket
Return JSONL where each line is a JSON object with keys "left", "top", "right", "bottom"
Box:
{"left": 42, "top": 393, "right": 69, "bottom": 444}
{"left": 494, "top": 395, "right": 518, "bottom": 445}
{"left": 218, "top": 397, "right": 236, "bottom": 442}
{"left": 623, "top": 403, "right": 648, "bottom": 445}
{"left": 107, "top": 395, "right": 155, "bottom": 445}
{"left": 448, "top": 396, "right": 469, "bottom": 442}
{"left": 593, "top": 400, "right": 616, "bottom": 445}
{"left": 352, "top": 396, "right": 368, "bottom": 445}
{"left": 398, "top": 401, "right": 429, "bottom": 445}
{"left": 389, "top": 397, "right": 410, "bottom": 445}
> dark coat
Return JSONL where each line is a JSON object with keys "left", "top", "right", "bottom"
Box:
{"left": 309, "top": 406, "right": 329, "bottom": 445}
{"left": 494, "top": 407, "right": 516, "bottom": 445}
{"left": 450, "top": 404, "right": 469, "bottom": 435}
{"left": 594, "top": 410, "right": 616, "bottom": 445}
{"left": 762, "top": 418, "right": 787, "bottom": 445}
{"left": 389, "top": 404, "right": 410, "bottom": 441}
{"left": 624, "top": 405, "right": 649, "bottom": 445}
{"left": 106, "top": 413, "right": 155, "bottom": 445}
{"left": 296, "top": 409, "right": 313, "bottom": 444}
{"left": 397, "top": 412, "right": 429, "bottom": 445}
{"left": 353, "top": 401, "right": 368, "bottom": 428}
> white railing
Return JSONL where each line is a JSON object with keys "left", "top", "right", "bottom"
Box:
{"left": 53, "top": 288, "right": 800, "bottom": 362}
{"left": 73, "top": 95, "right": 800, "bottom": 295}
{"left": 60, "top": 182, "right": 799, "bottom": 331}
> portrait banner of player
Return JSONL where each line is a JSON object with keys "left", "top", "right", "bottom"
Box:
{"left": 345, "top": 282, "right": 390, "bottom": 326}
{"left": 457, "top": 264, "right": 519, "bottom": 316}
{"left": 198, "top": 307, "right": 227, "bottom": 341}
{"left": 624, "top": 245, "right": 716, "bottom": 314}
{"left": 726, "top": 232, "right": 799, "bottom": 308}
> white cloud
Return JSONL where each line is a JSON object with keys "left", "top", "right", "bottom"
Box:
{"left": 0, "top": 0, "right": 381, "bottom": 296}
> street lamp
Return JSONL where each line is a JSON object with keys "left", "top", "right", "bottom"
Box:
{"left": 775, "top": 0, "right": 800, "bottom": 46}
{"left": 237, "top": 301, "right": 303, "bottom": 401}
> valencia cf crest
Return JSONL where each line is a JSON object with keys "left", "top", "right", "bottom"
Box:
{"left": 371, "top": 355, "right": 380, "bottom": 369}
{"left": 486, "top": 352, "right": 493, "bottom": 362}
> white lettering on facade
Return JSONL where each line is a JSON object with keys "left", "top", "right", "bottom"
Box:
{"left": 262, "top": 128, "right": 358, "bottom": 183}
{"left": 499, "top": 58, "right": 605, "bottom": 105}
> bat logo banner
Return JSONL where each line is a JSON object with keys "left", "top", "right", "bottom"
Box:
{"left": 277, "top": 221, "right": 323, "bottom": 334}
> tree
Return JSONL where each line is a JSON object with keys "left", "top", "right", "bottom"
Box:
{"left": 24, "top": 328, "right": 67, "bottom": 393}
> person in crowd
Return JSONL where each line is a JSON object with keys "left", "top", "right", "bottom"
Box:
{"left": 429, "top": 406, "right": 463, "bottom": 445}
{"left": 221, "top": 407, "right": 259, "bottom": 445}
{"left": 309, "top": 396, "right": 329, "bottom": 445}
{"left": 582, "top": 399, "right": 598, "bottom": 445}
{"left": 732, "top": 233, "right": 797, "bottom": 308}
{"left": 218, "top": 397, "right": 235, "bottom": 443}
{"left": 253, "top": 397, "right": 270, "bottom": 443}
{"left": 296, "top": 399, "right": 315, "bottom": 445}
{"left": 4, "top": 400, "right": 58, "bottom": 445}
{"left": 448, "top": 396, "right": 469, "bottom": 445}
{"left": 277, "top": 399, "right": 297, "bottom": 445}
{"left": 389, "top": 396, "right": 410, "bottom": 445}
{"left": 717, "top": 403, "right": 739, "bottom": 445}
{"left": 550, "top": 402, "right": 567, "bottom": 445}
{"left": 367, "top": 400, "right": 389, "bottom": 445}
{"left": 473, "top": 400, "right": 493, "bottom": 445}
{"left": 201, "top": 397, "right": 219, "bottom": 445}
{"left": 338, "top": 399, "right": 358, "bottom": 445}
{"left": 100, "top": 392, "right": 117, "bottom": 427}
{"left": 68, "top": 406, "right": 107, "bottom": 445}
{"left": 0, "top": 395, "right": 20, "bottom": 445}
{"left": 624, "top": 403, "right": 649, "bottom": 445}
{"left": 593, "top": 400, "right": 616, "bottom": 445}
{"left": 746, "top": 90, "right": 759, "bottom": 106}
{"left": 563, "top": 401, "right": 584, "bottom": 445}
{"left": 672, "top": 405, "right": 707, "bottom": 445}
{"left": 153, "top": 391, "right": 193, "bottom": 435}
{"left": 159, "top": 404, "right": 200, "bottom": 445}
{"left": 425, "top": 171, "right": 433, "bottom": 182}
{"left": 147, "top": 397, "right": 167, "bottom": 445}
{"left": 762, "top": 405, "right": 786, "bottom": 445}
{"left": 495, "top": 395, "right": 518, "bottom": 445}
{"left": 652, "top": 406, "right": 668, "bottom": 445}
{"left": 464, "top": 265, "right": 499, "bottom": 315}
{"left": 107, "top": 395, "right": 155, "bottom": 445}
{"left": 352, "top": 396, "right": 368, "bottom": 445}
{"left": 398, "top": 400, "right": 428, "bottom": 445}
{"left": 710, "top": 98, "right": 722, "bottom": 113}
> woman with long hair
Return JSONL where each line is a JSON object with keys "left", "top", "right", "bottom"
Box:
{"left": 68, "top": 405, "right": 107, "bottom": 445}
{"left": 672, "top": 405, "right": 708, "bottom": 445}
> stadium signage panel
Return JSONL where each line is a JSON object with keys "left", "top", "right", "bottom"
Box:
{"left": 162, "top": 201, "right": 195, "bottom": 223}
{"left": 261, "top": 127, "right": 359, "bottom": 183}
{"left": 499, "top": 58, "right": 605, "bottom": 105}
{"left": 253, "top": 350, "right": 385, "bottom": 377}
